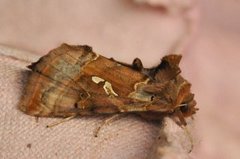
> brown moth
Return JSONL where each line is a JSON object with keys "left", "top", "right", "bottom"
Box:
{"left": 19, "top": 43, "right": 198, "bottom": 126}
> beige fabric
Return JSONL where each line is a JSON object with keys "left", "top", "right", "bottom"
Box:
{"left": 0, "top": 45, "right": 192, "bottom": 159}
{"left": 1, "top": 0, "right": 226, "bottom": 158}
{"left": 0, "top": 50, "right": 159, "bottom": 159}
{"left": 1, "top": 0, "right": 240, "bottom": 158}
{"left": 0, "top": 48, "right": 194, "bottom": 159}
{"left": 0, "top": 0, "right": 198, "bottom": 158}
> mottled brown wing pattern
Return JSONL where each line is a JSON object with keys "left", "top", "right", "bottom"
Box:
{"left": 19, "top": 43, "right": 198, "bottom": 125}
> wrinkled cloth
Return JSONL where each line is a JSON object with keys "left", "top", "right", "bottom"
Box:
{"left": 0, "top": 49, "right": 158, "bottom": 159}
{"left": 0, "top": 0, "right": 198, "bottom": 158}
{"left": 3, "top": 0, "right": 240, "bottom": 159}
{"left": 0, "top": 45, "right": 193, "bottom": 159}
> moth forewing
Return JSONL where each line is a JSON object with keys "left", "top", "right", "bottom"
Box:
{"left": 19, "top": 43, "right": 197, "bottom": 127}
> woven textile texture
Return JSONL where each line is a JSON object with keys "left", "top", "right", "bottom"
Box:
{"left": 0, "top": 0, "right": 200, "bottom": 158}
{"left": 0, "top": 50, "right": 163, "bottom": 159}
{"left": 0, "top": 46, "right": 194, "bottom": 159}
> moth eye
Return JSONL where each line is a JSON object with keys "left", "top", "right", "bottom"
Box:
{"left": 180, "top": 104, "right": 189, "bottom": 113}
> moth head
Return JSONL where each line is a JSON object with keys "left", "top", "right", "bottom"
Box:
{"left": 143, "top": 54, "right": 198, "bottom": 119}
{"left": 149, "top": 75, "right": 198, "bottom": 117}
{"left": 156, "top": 55, "right": 198, "bottom": 116}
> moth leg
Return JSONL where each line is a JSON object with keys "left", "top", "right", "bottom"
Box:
{"left": 46, "top": 115, "right": 76, "bottom": 128}
{"left": 174, "top": 109, "right": 193, "bottom": 153}
{"left": 94, "top": 114, "right": 126, "bottom": 137}
{"left": 174, "top": 108, "right": 187, "bottom": 126}
{"left": 182, "top": 126, "right": 194, "bottom": 153}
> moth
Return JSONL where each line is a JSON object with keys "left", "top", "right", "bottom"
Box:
{"left": 19, "top": 43, "right": 198, "bottom": 127}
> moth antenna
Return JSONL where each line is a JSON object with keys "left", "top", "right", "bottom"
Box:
{"left": 175, "top": 108, "right": 194, "bottom": 153}
{"left": 46, "top": 115, "right": 76, "bottom": 128}
{"left": 178, "top": 103, "right": 188, "bottom": 107}
{"left": 182, "top": 125, "right": 194, "bottom": 153}
{"left": 94, "top": 114, "right": 125, "bottom": 137}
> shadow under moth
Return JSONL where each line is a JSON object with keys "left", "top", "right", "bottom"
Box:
{"left": 19, "top": 43, "right": 198, "bottom": 131}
